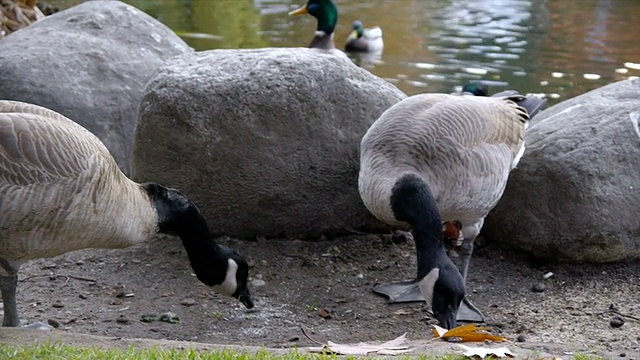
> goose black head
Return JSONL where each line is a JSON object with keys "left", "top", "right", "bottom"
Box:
{"left": 418, "top": 258, "right": 465, "bottom": 329}
{"left": 144, "top": 183, "right": 254, "bottom": 309}
{"left": 390, "top": 174, "right": 465, "bottom": 329}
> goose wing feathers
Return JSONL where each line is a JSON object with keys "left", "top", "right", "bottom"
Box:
{"left": 0, "top": 100, "right": 114, "bottom": 187}
{"left": 360, "top": 94, "right": 528, "bottom": 223}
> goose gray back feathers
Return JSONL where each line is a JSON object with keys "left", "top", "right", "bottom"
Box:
{"left": 359, "top": 93, "right": 530, "bottom": 227}
{"left": 0, "top": 100, "right": 157, "bottom": 263}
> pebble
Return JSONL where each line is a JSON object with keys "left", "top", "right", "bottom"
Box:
{"left": 116, "top": 316, "right": 130, "bottom": 325}
{"left": 531, "top": 282, "right": 546, "bottom": 292}
{"left": 76, "top": 260, "right": 84, "bottom": 266}
{"left": 610, "top": 316, "right": 625, "bottom": 328}
{"left": 251, "top": 279, "right": 266, "bottom": 287}
{"left": 79, "top": 294, "right": 87, "bottom": 300}
{"left": 318, "top": 308, "right": 332, "bottom": 319}
{"left": 180, "top": 298, "right": 198, "bottom": 307}
{"left": 516, "top": 335, "right": 526, "bottom": 342}
{"left": 47, "top": 319, "right": 60, "bottom": 328}
{"left": 52, "top": 301, "right": 65, "bottom": 308}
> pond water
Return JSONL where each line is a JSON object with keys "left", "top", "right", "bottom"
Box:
{"left": 50, "top": 0, "right": 640, "bottom": 104}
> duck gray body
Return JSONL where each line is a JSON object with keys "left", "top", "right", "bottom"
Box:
{"left": 0, "top": 100, "right": 253, "bottom": 327}
{"left": 359, "top": 92, "right": 546, "bottom": 327}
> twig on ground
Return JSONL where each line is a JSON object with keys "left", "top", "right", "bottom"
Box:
{"left": 301, "top": 327, "right": 324, "bottom": 345}
{"left": 20, "top": 273, "right": 96, "bottom": 286}
{"left": 598, "top": 309, "right": 640, "bottom": 322}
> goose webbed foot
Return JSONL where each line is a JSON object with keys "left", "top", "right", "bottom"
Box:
{"left": 372, "top": 280, "right": 485, "bottom": 323}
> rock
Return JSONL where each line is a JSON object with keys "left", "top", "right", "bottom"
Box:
{"left": 116, "top": 316, "right": 130, "bottom": 325}
{"left": 47, "top": 319, "right": 60, "bottom": 328}
{"left": 0, "top": 0, "right": 192, "bottom": 175}
{"left": 159, "top": 312, "right": 180, "bottom": 324}
{"left": 52, "top": 301, "right": 65, "bottom": 308}
{"left": 133, "top": 48, "right": 406, "bottom": 238}
{"left": 516, "top": 335, "right": 526, "bottom": 342}
{"left": 251, "top": 279, "right": 266, "bottom": 287}
{"left": 23, "top": 322, "right": 54, "bottom": 331}
{"left": 610, "top": 316, "right": 625, "bottom": 328}
{"left": 484, "top": 78, "right": 640, "bottom": 262}
{"left": 180, "top": 298, "right": 198, "bottom": 307}
{"left": 531, "top": 282, "right": 546, "bottom": 292}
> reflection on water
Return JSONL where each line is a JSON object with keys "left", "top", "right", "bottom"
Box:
{"left": 48, "top": 0, "right": 640, "bottom": 104}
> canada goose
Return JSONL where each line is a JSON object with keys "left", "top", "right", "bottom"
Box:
{"left": 289, "top": 0, "right": 345, "bottom": 56}
{"left": 359, "top": 92, "right": 547, "bottom": 328}
{"left": 344, "top": 20, "right": 383, "bottom": 54}
{"left": 0, "top": 100, "right": 254, "bottom": 327}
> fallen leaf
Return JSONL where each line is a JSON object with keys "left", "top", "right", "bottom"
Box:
{"left": 307, "top": 333, "right": 414, "bottom": 355}
{"left": 393, "top": 309, "right": 412, "bottom": 316}
{"left": 457, "top": 344, "right": 514, "bottom": 358}
{"left": 432, "top": 323, "right": 506, "bottom": 342}
{"left": 432, "top": 324, "right": 448, "bottom": 338}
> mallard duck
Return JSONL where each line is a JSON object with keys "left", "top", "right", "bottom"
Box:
{"left": 461, "top": 82, "right": 489, "bottom": 96}
{"left": 289, "top": 0, "right": 339, "bottom": 51}
{"left": 344, "top": 20, "right": 383, "bottom": 53}
{"left": 359, "top": 92, "right": 547, "bottom": 328}
{"left": 0, "top": 100, "right": 254, "bottom": 327}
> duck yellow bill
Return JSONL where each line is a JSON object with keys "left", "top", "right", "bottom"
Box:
{"left": 348, "top": 30, "right": 359, "bottom": 40}
{"left": 288, "top": 5, "right": 308, "bottom": 16}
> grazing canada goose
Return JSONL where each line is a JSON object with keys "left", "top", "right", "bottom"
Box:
{"left": 0, "top": 100, "right": 254, "bottom": 327}
{"left": 359, "top": 92, "right": 547, "bottom": 328}
{"left": 344, "top": 20, "right": 384, "bottom": 54}
{"left": 289, "top": 0, "right": 346, "bottom": 57}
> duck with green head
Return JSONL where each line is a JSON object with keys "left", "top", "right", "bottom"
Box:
{"left": 345, "top": 20, "right": 384, "bottom": 53}
{"left": 289, "top": 0, "right": 339, "bottom": 51}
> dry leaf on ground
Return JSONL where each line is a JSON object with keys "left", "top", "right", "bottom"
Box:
{"left": 457, "top": 344, "right": 514, "bottom": 358}
{"left": 431, "top": 323, "right": 506, "bottom": 342}
{"left": 307, "top": 333, "right": 414, "bottom": 355}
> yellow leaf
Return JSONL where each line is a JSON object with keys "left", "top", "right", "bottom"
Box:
{"left": 442, "top": 324, "right": 506, "bottom": 342}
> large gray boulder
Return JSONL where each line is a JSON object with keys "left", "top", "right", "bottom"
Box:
{"left": 133, "top": 48, "right": 406, "bottom": 239}
{"left": 0, "top": 0, "right": 192, "bottom": 175}
{"left": 484, "top": 78, "right": 640, "bottom": 262}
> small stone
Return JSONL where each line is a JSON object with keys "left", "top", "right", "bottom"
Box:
{"left": 76, "top": 260, "right": 84, "bottom": 265}
{"left": 47, "top": 319, "right": 60, "bottom": 328}
{"left": 140, "top": 314, "right": 158, "bottom": 323}
{"left": 52, "top": 302, "right": 65, "bottom": 308}
{"left": 318, "top": 308, "right": 332, "bottom": 319}
{"left": 161, "top": 292, "right": 173, "bottom": 297}
{"left": 531, "top": 282, "right": 546, "bottom": 292}
{"left": 251, "top": 279, "right": 266, "bottom": 287}
{"left": 288, "top": 336, "right": 299, "bottom": 342}
{"left": 115, "top": 291, "right": 126, "bottom": 298}
{"left": 79, "top": 294, "right": 87, "bottom": 299}
{"left": 247, "top": 259, "right": 256, "bottom": 268}
{"left": 116, "top": 316, "right": 130, "bottom": 325}
{"left": 180, "top": 298, "right": 198, "bottom": 307}
{"left": 159, "top": 312, "right": 180, "bottom": 324}
{"left": 610, "top": 316, "right": 625, "bottom": 328}
{"left": 516, "top": 335, "right": 526, "bottom": 342}
{"left": 23, "top": 322, "right": 53, "bottom": 331}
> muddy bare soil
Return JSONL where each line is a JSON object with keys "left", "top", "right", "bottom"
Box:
{"left": 4, "top": 233, "right": 640, "bottom": 358}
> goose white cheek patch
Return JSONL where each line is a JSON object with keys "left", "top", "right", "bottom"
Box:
{"left": 211, "top": 259, "right": 238, "bottom": 297}
{"left": 417, "top": 267, "right": 440, "bottom": 311}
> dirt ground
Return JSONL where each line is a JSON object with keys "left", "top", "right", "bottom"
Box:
{"left": 1, "top": 233, "right": 639, "bottom": 358}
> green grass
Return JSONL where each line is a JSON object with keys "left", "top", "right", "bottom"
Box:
{"left": 0, "top": 341, "right": 608, "bottom": 360}
{"left": 0, "top": 342, "right": 467, "bottom": 360}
